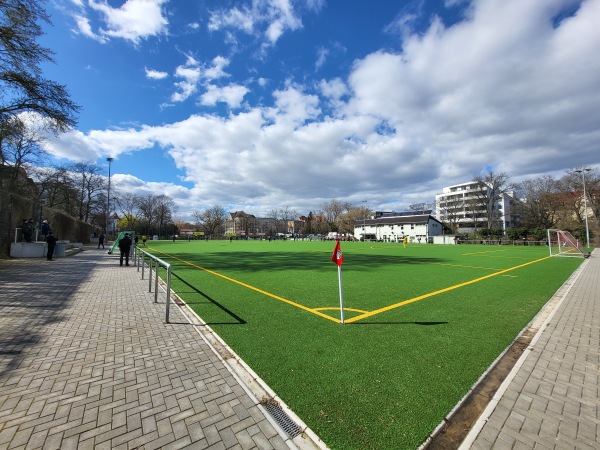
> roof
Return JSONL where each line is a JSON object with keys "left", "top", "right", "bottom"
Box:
{"left": 356, "top": 214, "right": 442, "bottom": 226}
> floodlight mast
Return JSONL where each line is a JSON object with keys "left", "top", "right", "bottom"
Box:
{"left": 107, "top": 157, "right": 114, "bottom": 239}
{"left": 575, "top": 168, "right": 591, "bottom": 249}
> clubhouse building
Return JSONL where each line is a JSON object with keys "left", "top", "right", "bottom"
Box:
{"left": 355, "top": 211, "right": 446, "bottom": 243}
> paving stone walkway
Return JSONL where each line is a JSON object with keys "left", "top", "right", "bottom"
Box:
{"left": 460, "top": 249, "right": 599, "bottom": 449}
{"left": 0, "top": 248, "right": 311, "bottom": 450}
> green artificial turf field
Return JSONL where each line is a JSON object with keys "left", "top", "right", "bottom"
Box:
{"left": 143, "top": 239, "right": 583, "bottom": 449}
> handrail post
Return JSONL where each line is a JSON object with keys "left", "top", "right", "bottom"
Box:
{"left": 165, "top": 265, "right": 171, "bottom": 323}
{"left": 134, "top": 247, "right": 173, "bottom": 324}
{"left": 154, "top": 263, "right": 159, "bottom": 303}
{"left": 148, "top": 257, "right": 153, "bottom": 292}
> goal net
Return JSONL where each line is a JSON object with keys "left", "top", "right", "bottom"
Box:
{"left": 547, "top": 229, "right": 590, "bottom": 258}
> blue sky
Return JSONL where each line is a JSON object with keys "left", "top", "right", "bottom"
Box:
{"left": 38, "top": 0, "right": 600, "bottom": 220}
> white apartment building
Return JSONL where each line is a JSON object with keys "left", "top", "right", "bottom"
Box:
{"left": 435, "top": 181, "right": 520, "bottom": 234}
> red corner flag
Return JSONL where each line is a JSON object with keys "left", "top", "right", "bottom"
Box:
{"left": 331, "top": 240, "right": 343, "bottom": 266}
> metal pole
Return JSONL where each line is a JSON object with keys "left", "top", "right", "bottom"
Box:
{"left": 582, "top": 169, "right": 590, "bottom": 249}
{"left": 362, "top": 200, "right": 367, "bottom": 241}
{"left": 165, "top": 266, "right": 171, "bottom": 324}
{"left": 106, "top": 157, "right": 113, "bottom": 239}
{"left": 576, "top": 168, "right": 591, "bottom": 249}
{"left": 154, "top": 262, "right": 159, "bottom": 303}
{"left": 337, "top": 265, "right": 344, "bottom": 324}
{"left": 149, "top": 257, "right": 153, "bottom": 293}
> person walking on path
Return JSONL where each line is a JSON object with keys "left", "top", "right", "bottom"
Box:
{"left": 142, "top": 235, "right": 147, "bottom": 247}
{"left": 46, "top": 231, "right": 58, "bottom": 261}
{"left": 118, "top": 233, "right": 132, "bottom": 266}
{"left": 98, "top": 233, "right": 105, "bottom": 249}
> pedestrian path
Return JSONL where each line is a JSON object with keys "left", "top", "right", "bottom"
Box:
{"left": 459, "top": 249, "right": 599, "bottom": 449}
{"left": 0, "top": 248, "right": 321, "bottom": 450}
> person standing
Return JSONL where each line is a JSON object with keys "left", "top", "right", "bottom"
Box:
{"left": 25, "top": 218, "right": 35, "bottom": 242}
{"left": 142, "top": 235, "right": 147, "bottom": 247}
{"left": 98, "top": 233, "right": 105, "bottom": 249}
{"left": 46, "top": 231, "right": 58, "bottom": 261}
{"left": 20, "top": 219, "right": 30, "bottom": 242}
{"left": 118, "top": 233, "right": 132, "bottom": 266}
{"left": 403, "top": 235, "right": 408, "bottom": 248}
{"left": 41, "top": 220, "right": 50, "bottom": 241}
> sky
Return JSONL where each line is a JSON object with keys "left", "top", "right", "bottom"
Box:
{"left": 38, "top": 0, "right": 600, "bottom": 221}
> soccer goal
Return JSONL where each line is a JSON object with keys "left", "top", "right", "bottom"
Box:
{"left": 547, "top": 229, "right": 590, "bottom": 258}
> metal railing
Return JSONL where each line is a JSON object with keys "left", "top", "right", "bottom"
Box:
{"left": 133, "top": 246, "right": 173, "bottom": 323}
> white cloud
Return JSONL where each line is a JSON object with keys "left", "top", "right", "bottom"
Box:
{"left": 208, "top": 0, "right": 305, "bottom": 48}
{"left": 171, "top": 57, "right": 202, "bottom": 102}
{"left": 72, "top": 14, "right": 107, "bottom": 43}
{"left": 169, "top": 55, "right": 234, "bottom": 103}
{"left": 315, "top": 47, "right": 328, "bottom": 71}
{"left": 43, "top": 129, "right": 103, "bottom": 162}
{"left": 200, "top": 84, "right": 250, "bottom": 108}
{"left": 145, "top": 67, "right": 168, "bottom": 80}
{"left": 74, "top": 0, "right": 169, "bottom": 44}
{"left": 203, "top": 56, "right": 231, "bottom": 81}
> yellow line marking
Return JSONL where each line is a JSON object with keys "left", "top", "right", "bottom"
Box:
{"left": 344, "top": 256, "right": 551, "bottom": 324}
{"left": 462, "top": 250, "right": 509, "bottom": 255}
{"left": 314, "top": 307, "right": 369, "bottom": 313}
{"left": 148, "top": 248, "right": 341, "bottom": 323}
{"left": 425, "top": 262, "right": 502, "bottom": 271}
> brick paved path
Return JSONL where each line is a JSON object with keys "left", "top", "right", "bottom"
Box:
{"left": 460, "top": 250, "right": 599, "bottom": 449}
{"left": 0, "top": 249, "right": 304, "bottom": 450}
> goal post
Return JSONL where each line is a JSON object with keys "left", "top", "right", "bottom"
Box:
{"left": 547, "top": 229, "right": 590, "bottom": 258}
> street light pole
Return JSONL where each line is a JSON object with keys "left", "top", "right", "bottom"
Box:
{"left": 362, "top": 200, "right": 367, "bottom": 242}
{"left": 575, "top": 168, "right": 591, "bottom": 249}
{"left": 106, "top": 157, "right": 114, "bottom": 240}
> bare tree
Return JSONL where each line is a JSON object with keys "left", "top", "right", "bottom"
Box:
{"left": 70, "top": 162, "right": 105, "bottom": 222}
{"left": 114, "top": 193, "right": 141, "bottom": 231}
{"left": 438, "top": 195, "right": 464, "bottom": 234}
{"left": 515, "top": 175, "right": 562, "bottom": 230}
{"left": 0, "top": 0, "right": 80, "bottom": 131}
{"left": 321, "top": 199, "right": 351, "bottom": 226}
{"left": 34, "top": 165, "right": 76, "bottom": 213}
{"left": 472, "top": 171, "right": 515, "bottom": 229}
{"left": 337, "top": 205, "right": 370, "bottom": 235}
{"left": 0, "top": 115, "right": 46, "bottom": 193}
{"left": 155, "top": 195, "right": 177, "bottom": 237}
{"left": 193, "top": 204, "right": 227, "bottom": 238}
{"left": 565, "top": 168, "right": 600, "bottom": 228}
{"left": 137, "top": 195, "right": 160, "bottom": 234}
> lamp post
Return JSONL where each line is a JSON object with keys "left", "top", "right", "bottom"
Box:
{"left": 575, "top": 168, "right": 591, "bottom": 249}
{"left": 362, "top": 200, "right": 367, "bottom": 242}
{"left": 106, "top": 157, "right": 114, "bottom": 240}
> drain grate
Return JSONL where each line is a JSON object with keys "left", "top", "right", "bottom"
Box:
{"left": 262, "top": 400, "right": 302, "bottom": 438}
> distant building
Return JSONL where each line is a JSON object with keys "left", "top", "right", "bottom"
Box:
{"left": 435, "top": 181, "right": 521, "bottom": 234}
{"left": 354, "top": 212, "right": 445, "bottom": 243}
{"left": 226, "top": 211, "right": 257, "bottom": 237}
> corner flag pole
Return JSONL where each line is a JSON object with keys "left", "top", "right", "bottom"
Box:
{"left": 331, "top": 240, "right": 345, "bottom": 324}
{"left": 337, "top": 263, "right": 344, "bottom": 324}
